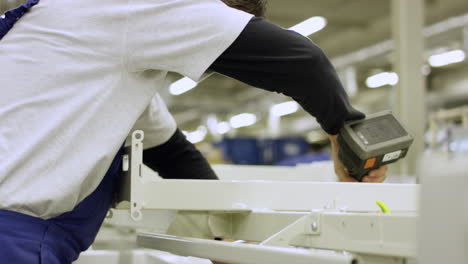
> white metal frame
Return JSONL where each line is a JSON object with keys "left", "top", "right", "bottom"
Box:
{"left": 108, "top": 130, "right": 419, "bottom": 264}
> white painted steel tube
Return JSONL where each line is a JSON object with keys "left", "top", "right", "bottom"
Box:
{"left": 137, "top": 233, "right": 357, "bottom": 264}
{"left": 136, "top": 179, "right": 419, "bottom": 212}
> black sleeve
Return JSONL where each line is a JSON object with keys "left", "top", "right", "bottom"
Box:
{"left": 143, "top": 129, "right": 218, "bottom": 180}
{"left": 209, "top": 17, "right": 364, "bottom": 135}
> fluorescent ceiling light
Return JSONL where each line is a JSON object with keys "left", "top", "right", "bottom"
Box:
{"left": 206, "top": 114, "right": 219, "bottom": 135}
{"left": 289, "top": 16, "right": 327, "bottom": 37}
{"left": 230, "top": 113, "right": 257, "bottom": 128}
{"left": 216, "top": 121, "right": 231, "bottom": 134}
{"left": 169, "top": 77, "right": 197, "bottom": 95}
{"left": 184, "top": 126, "right": 207, "bottom": 144}
{"left": 428, "top": 49, "right": 465, "bottom": 67}
{"left": 270, "top": 101, "right": 299, "bottom": 117}
{"left": 365, "top": 72, "right": 399, "bottom": 88}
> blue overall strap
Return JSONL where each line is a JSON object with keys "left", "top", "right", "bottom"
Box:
{"left": 0, "top": 0, "right": 40, "bottom": 40}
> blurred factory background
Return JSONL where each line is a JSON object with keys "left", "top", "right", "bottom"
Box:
{"left": 3, "top": 0, "right": 468, "bottom": 171}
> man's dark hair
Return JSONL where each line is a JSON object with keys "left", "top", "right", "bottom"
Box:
{"left": 221, "top": 0, "right": 267, "bottom": 17}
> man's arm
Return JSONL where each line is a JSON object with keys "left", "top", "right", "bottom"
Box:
{"left": 129, "top": 93, "right": 218, "bottom": 180}
{"left": 143, "top": 17, "right": 385, "bottom": 182}
{"left": 143, "top": 128, "right": 218, "bottom": 180}
{"left": 209, "top": 17, "right": 364, "bottom": 135}
{"left": 210, "top": 17, "right": 386, "bottom": 182}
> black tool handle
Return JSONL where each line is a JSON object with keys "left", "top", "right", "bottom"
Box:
{"left": 337, "top": 135, "right": 368, "bottom": 181}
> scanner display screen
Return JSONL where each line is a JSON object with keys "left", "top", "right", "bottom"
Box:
{"left": 351, "top": 115, "right": 407, "bottom": 145}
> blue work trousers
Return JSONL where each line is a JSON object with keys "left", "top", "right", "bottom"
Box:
{"left": 0, "top": 147, "right": 123, "bottom": 263}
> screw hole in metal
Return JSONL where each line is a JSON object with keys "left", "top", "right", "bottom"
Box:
{"left": 132, "top": 211, "right": 140, "bottom": 219}
{"left": 311, "top": 222, "right": 318, "bottom": 231}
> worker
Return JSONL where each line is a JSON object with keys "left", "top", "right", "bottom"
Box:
{"left": 0, "top": 0, "right": 387, "bottom": 263}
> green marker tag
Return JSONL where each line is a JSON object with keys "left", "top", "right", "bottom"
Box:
{"left": 376, "top": 200, "right": 390, "bottom": 214}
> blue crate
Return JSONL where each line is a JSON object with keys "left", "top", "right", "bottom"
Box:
{"left": 217, "top": 138, "right": 261, "bottom": 165}
{"left": 260, "top": 138, "right": 309, "bottom": 165}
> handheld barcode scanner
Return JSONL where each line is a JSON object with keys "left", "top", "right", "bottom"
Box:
{"left": 337, "top": 111, "right": 414, "bottom": 181}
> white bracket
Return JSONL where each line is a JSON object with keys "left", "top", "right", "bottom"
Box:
{"left": 130, "top": 130, "right": 144, "bottom": 221}
{"left": 127, "top": 130, "right": 163, "bottom": 221}
{"left": 260, "top": 211, "right": 323, "bottom": 247}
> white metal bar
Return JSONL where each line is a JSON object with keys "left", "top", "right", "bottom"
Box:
{"left": 134, "top": 179, "right": 418, "bottom": 212}
{"left": 137, "top": 233, "right": 357, "bottom": 264}
{"left": 123, "top": 131, "right": 419, "bottom": 215}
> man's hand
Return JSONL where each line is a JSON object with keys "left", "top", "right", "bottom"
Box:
{"left": 328, "top": 135, "right": 388, "bottom": 183}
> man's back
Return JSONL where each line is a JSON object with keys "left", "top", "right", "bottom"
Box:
{"left": 0, "top": 0, "right": 252, "bottom": 219}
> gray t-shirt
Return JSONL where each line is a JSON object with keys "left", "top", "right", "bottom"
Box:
{"left": 0, "top": 0, "right": 252, "bottom": 219}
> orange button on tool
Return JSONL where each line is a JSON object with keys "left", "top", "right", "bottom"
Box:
{"left": 364, "top": 158, "right": 376, "bottom": 169}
